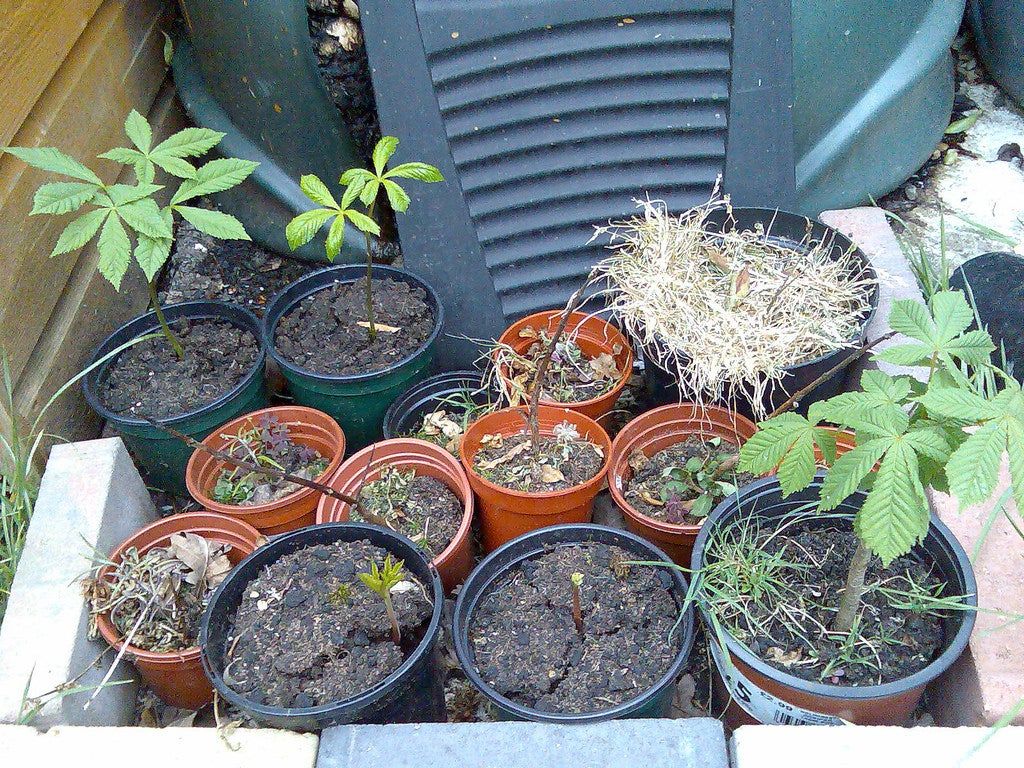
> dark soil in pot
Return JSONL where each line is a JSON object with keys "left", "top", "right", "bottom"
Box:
{"left": 468, "top": 541, "right": 685, "bottom": 714}
{"left": 351, "top": 467, "right": 463, "bottom": 558}
{"left": 274, "top": 277, "right": 435, "bottom": 376}
{"left": 98, "top": 318, "right": 260, "bottom": 420}
{"left": 472, "top": 432, "right": 604, "bottom": 492}
{"left": 223, "top": 538, "right": 433, "bottom": 709}
{"left": 624, "top": 437, "right": 755, "bottom": 524}
{"left": 703, "top": 514, "right": 948, "bottom": 687}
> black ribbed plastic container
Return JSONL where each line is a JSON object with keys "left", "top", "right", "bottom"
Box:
{"left": 453, "top": 524, "right": 695, "bottom": 722}
{"left": 382, "top": 370, "right": 495, "bottom": 440}
{"left": 200, "top": 523, "right": 446, "bottom": 731}
{"left": 642, "top": 208, "right": 878, "bottom": 420}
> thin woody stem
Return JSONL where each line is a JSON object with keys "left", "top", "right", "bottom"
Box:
{"left": 147, "top": 281, "right": 184, "bottom": 359}
{"left": 364, "top": 200, "right": 377, "bottom": 342}
{"left": 834, "top": 540, "right": 871, "bottom": 634}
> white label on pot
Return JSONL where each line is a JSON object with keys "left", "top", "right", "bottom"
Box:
{"left": 708, "top": 639, "right": 844, "bottom": 726}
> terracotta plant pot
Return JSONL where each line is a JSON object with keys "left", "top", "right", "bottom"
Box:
{"left": 316, "top": 438, "right": 475, "bottom": 592}
{"left": 459, "top": 405, "right": 612, "bottom": 552}
{"left": 496, "top": 311, "right": 633, "bottom": 421}
{"left": 185, "top": 406, "right": 346, "bottom": 535}
{"left": 608, "top": 403, "right": 758, "bottom": 566}
{"left": 95, "top": 513, "right": 263, "bottom": 709}
{"left": 692, "top": 475, "right": 977, "bottom": 727}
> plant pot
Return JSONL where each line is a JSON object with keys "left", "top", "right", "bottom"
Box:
{"left": 608, "top": 403, "right": 758, "bottom": 566}
{"left": 200, "top": 522, "right": 446, "bottom": 730}
{"left": 82, "top": 301, "right": 269, "bottom": 494}
{"left": 382, "top": 370, "right": 495, "bottom": 441}
{"left": 316, "top": 438, "right": 475, "bottom": 592}
{"left": 641, "top": 208, "right": 878, "bottom": 420}
{"left": 185, "top": 406, "right": 346, "bottom": 535}
{"left": 495, "top": 311, "right": 633, "bottom": 421}
{"left": 690, "top": 475, "right": 977, "bottom": 727}
{"left": 263, "top": 265, "right": 444, "bottom": 451}
{"left": 95, "top": 513, "right": 263, "bottom": 709}
{"left": 453, "top": 523, "right": 695, "bottom": 722}
{"left": 459, "top": 406, "right": 612, "bottom": 552}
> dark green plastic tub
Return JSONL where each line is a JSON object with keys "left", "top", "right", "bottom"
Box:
{"left": 83, "top": 301, "right": 269, "bottom": 494}
{"left": 263, "top": 265, "right": 443, "bottom": 450}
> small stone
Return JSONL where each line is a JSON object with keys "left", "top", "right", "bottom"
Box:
{"left": 903, "top": 184, "right": 918, "bottom": 202}
{"left": 249, "top": 591, "right": 260, "bottom": 599}
{"left": 257, "top": 599, "right": 269, "bottom": 611}
{"left": 931, "top": 150, "right": 942, "bottom": 161}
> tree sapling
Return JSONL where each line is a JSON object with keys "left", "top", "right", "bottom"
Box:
{"left": 358, "top": 555, "right": 407, "bottom": 644}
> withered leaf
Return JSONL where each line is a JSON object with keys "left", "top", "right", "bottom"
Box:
{"left": 627, "top": 449, "right": 649, "bottom": 473}
{"left": 356, "top": 321, "right": 401, "bottom": 333}
{"left": 169, "top": 533, "right": 231, "bottom": 589}
{"left": 708, "top": 249, "right": 731, "bottom": 272}
{"left": 589, "top": 352, "right": 621, "bottom": 381}
{"left": 731, "top": 265, "right": 751, "bottom": 304}
{"left": 477, "top": 440, "right": 530, "bottom": 470}
{"left": 480, "top": 432, "right": 504, "bottom": 449}
{"left": 518, "top": 326, "right": 540, "bottom": 339}
{"left": 539, "top": 464, "right": 566, "bottom": 483}
{"left": 639, "top": 489, "right": 664, "bottom": 507}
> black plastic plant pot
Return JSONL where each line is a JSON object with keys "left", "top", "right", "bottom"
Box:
{"left": 453, "top": 523, "right": 695, "bottom": 723}
{"left": 82, "top": 301, "right": 269, "bottom": 494}
{"left": 263, "top": 265, "right": 444, "bottom": 451}
{"left": 642, "top": 208, "right": 879, "bottom": 420}
{"left": 382, "top": 370, "right": 495, "bottom": 440}
{"left": 199, "top": 522, "right": 446, "bottom": 731}
{"left": 690, "top": 474, "right": 977, "bottom": 728}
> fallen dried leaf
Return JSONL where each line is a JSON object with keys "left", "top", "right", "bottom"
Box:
{"left": 518, "top": 326, "right": 540, "bottom": 339}
{"left": 540, "top": 465, "right": 566, "bottom": 483}
{"left": 639, "top": 489, "right": 665, "bottom": 507}
{"left": 480, "top": 433, "right": 504, "bottom": 449}
{"left": 731, "top": 264, "right": 751, "bottom": 304}
{"left": 589, "top": 352, "right": 621, "bottom": 381}
{"left": 707, "top": 249, "right": 731, "bottom": 271}
{"left": 356, "top": 321, "right": 401, "bottom": 333}
{"left": 627, "top": 449, "right": 649, "bottom": 473}
{"left": 477, "top": 440, "right": 530, "bottom": 470}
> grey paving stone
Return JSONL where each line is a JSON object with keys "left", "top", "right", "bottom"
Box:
{"left": 0, "top": 438, "right": 158, "bottom": 726}
{"left": 318, "top": 718, "right": 727, "bottom": 768}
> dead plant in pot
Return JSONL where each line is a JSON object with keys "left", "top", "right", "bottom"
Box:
{"left": 686, "top": 289, "right": 1021, "bottom": 723}
{"left": 586, "top": 192, "right": 878, "bottom": 419}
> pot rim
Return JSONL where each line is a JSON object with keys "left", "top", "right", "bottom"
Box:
{"left": 453, "top": 523, "right": 695, "bottom": 722}
{"left": 199, "top": 522, "right": 445, "bottom": 718}
{"left": 315, "top": 437, "right": 474, "bottom": 572}
{"left": 458, "top": 406, "right": 612, "bottom": 501}
{"left": 185, "top": 405, "right": 346, "bottom": 515}
{"left": 495, "top": 310, "right": 634, "bottom": 412}
{"left": 82, "top": 300, "right": 266, "bottom": 428}
{"left": 608, "top": 403, "right": 758, "bottom": 535}
{"left": 262, "top": 265, "right": 444, "bottom": 385}
{"left": 690, "top": 474, "right": 978, "bottom": 700}
{"left": 95, "top": 512, "right": 262, "bottom": 662}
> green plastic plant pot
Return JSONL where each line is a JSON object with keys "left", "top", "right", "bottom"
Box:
{"left": 262, "top": 265, "right": 444, "bottom": 450}
{"left": 83, "top": 301, "right": 269, "bottom": 494}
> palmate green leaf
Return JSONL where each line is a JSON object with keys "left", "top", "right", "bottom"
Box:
{"left": 874, "top": 342, "right": 933, "bottom": 367}
{"left": 124, "top": 110, "right": 152, "bottom": 153}
{"left": 96, "top": 213, "right": 132, "bottom": 290}
{"left": 325, "top": 216, "right": 346, "bottom": 261}
{"left": 98, "top": 146, "right": 144, "bottom": 166}
{"left": 170, "top": 158, "right": 258, "bottom": 205}
{"left": 942, "top": 330, "right": 996, "bottom": 366}
{"left": 152, "top": 127, "right": 225, "bottom": 159}
{"left": 776, "top": 429, "right": 817, "bottom": 496}
{"left": 358, "top": 178, "right": 380, "bottom": 208}
{"left": 901, "top": 425, "right": 953, "bottom": 463}
{"left": 888, "top": 298, "right": 935, "bottom": 343}
{"left": 149, "top": 153, "right": 197, "bottom": 179}
{"left": 104, "top": 183, "right": 162, "bottom": 206}
{"left": 341, "top": 178, "right": 364, "bottom": 208}
{"left": 372, "top": 136, "right": 400, "bottom": 175}
{"left": 931, "top": 290, "right": 975, "bottom": 342}
{"left": 1009, "top": 419, "right": 1024, "bottom": 514}
{"left": 340, "top": 168, "right": 374, "bottom": 186}
{"left": 300, "top": 174, "right": 338, "bottom": 208}
{"left": 345, "top": 208, "right": 380, "bottom": 236}
{"left": 916, "top": 386, "right": 996, "bottom": 422}
{"left": 50, "top": 208, "right": 108, "bottom": 257}
{"left": 285, "top": 208, "right": 336, "bottom": 251}
{"left": 946, "top": 421, "right": 1006, "bottom": 509}
{"left": 812, "top": 426, "right": 838, "bottom": 466}
{"left": 382, "top": 179, "right": 410, "bottom": 212}
{"left": 841, "top": 403, "right": 910, "bottom": 440}
{"left": 30, "top": 182, "right": 98, "bottom": 215}
{"left": 174, "top": 206, "right": 250, "bottom": 240}
{"left": 118, "top": 198, "right": 172, "bottom": 239}
{"left": 738, "top": 412, "right": 810, "bottom": 477}
{"left": 134, "top": 233, "right": 172, "bottom": 282}
{"left": 819, "top": 437, "right": 890, "bottom": 510}
{"left": 854, "top": 440, "right": 929, "bottom": 565}
{"left": 4, "top": 146, "right": 103, "bottom": 185}
{"left": 385, "top": 161, "right": 444, "bottom": 183}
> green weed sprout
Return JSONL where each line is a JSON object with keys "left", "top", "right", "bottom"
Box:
{"left": 570, "top": 572, "right": 584, "bottom": 633}
{"left": 739, "top": 289, "right": 1022, "bottom": 632}
{"left": 358, "top": 555, "right": 406, "bottom": 644}
{"left": 5, "top": 111, "right": 257, "bottom": 357}
{"left": 285, "top": 136, "right": 443, "bottom": 341}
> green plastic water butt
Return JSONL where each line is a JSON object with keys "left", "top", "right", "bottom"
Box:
{"left": 262, "top": 266, "right": 444, "bottom": 451}
{"left": 82, "top": 302, "right": 270, "bottom": 495}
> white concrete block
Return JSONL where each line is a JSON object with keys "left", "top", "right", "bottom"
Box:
{"left": 0, "top": 438, "right": 158, "bottom": 726}
{"left": 0, "top": 724, "right": 318, "bottom": 768}
{"left": 731, "top": 725, "right": 1024, "bottom": 768}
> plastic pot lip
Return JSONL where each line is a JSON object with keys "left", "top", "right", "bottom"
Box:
{"left": 495, "top": 311, "right": 635, "bottom": 412}
{"left": 199, "top": 522, "right": 445, "bottom": 719}
{"left": 82, "top": 300, "right": 267, "bottom": 428}
{"left": 382, "top": 369, "right": 491, "bottom": 440}
{"left": 643, "top": 207, "right": 880, "bottom": 376}
{"left": 95, "top": 512, "right": 263, "bottom": 663}
{"left": 690, "top": 474, "right": 979, "bottom": 701}
{"left": 185, "top": 405, "right": 346, "bottom": 515}
{"left": 452, "top": 523, "right": 695, "bottom": 722}
{"left": 458, "top": 406, "right": 612, "bottom": 501}
{"left": 262, "top": 264, "right": 444, "bottom": 385}
{"left": 608, "top": 403, "right": 758, "bottom": 536}
{"left": 314, "top": 438, "right": 475, "bottom": 573}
